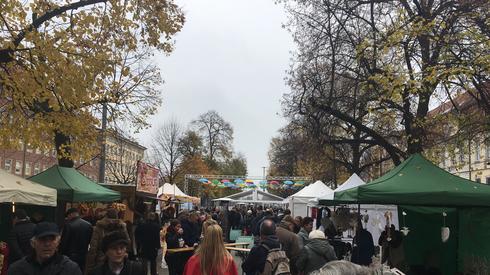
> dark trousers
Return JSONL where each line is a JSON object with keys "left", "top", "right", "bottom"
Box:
{"left": 143, "top": 257, "right": 157, "bottom": 275}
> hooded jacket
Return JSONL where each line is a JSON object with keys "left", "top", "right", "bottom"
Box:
{"left": 242, "top": 235, "right": 281, "bottom": 275}
{"left": 85, "top": 218, "right": 129, "bottom": 274}
{"left": 296, "top": 238, "right": 337, "bottom": 275}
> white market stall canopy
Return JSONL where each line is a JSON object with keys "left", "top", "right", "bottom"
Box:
{"left": 0, "top": 169, "right": 57, "bottom": 206}
{"left": 289, "top": 180, "right": 334, "bottom": 217}
{"left": 218, "top": 189, "right": 287, "bottom": 205}
{"left": 313, "top": 174, "right": 399, "bottom": 243}
{"left": 309, "top": 174, "right": 366, "bottom": 204}
{"left": 157, "top": 183, "right": 200, "bottom": 204}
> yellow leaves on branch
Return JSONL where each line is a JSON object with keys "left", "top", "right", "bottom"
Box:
{"left": 0, "top": 0, "right": 185, "bottom": 161}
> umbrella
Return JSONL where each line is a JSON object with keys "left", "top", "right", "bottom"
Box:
{"left": 221, "top": 179, "right": 230, "bottom": 183}
{"left": 211, "top": 179, "right": 220, "bottom": 186}
{"left": 199, "top": 178, "right": 209, "bottom": 183}
{"left": 234, "top": 179, "right": 244, "bottom": 184}
{"left": 270, "top": 180, "right": 279, "bottom": 185}
{"left": 284, "top": 180, "right": 294, "bottom": 185}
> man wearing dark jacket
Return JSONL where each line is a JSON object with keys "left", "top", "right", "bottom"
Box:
{"left": 8, "top": 209, "right": 36, "bottom": 263}
{"left": 59, "top": 208, "right": 93, "bottom": 272}
{"left": 134, "top": 212, "right": 160, "bottom": 275}
{"left": 7, "top": 222, "right": 82, "bottom": 275}
{"left": 242, "top": 219, "right": 281, "bottom": 275}
{"left": 180, "top": 211, "right": 200, "bottom": 247}
{"left": 296, "top": 230, "right": 337, "bottom": 275}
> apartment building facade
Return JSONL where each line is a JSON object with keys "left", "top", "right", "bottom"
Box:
{"left": 0, "top": 131, "right": 146, "bottom": 184}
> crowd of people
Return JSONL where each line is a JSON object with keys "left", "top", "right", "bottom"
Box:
{"left": 4, "top": 205, "right": 406, "bottom": 275}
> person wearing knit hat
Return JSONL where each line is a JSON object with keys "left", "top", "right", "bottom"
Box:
{"left": 296, "top": 230, "right": 337, "bottom": 275}
{"left": 89, "top": 232, "right": 145, "bottom": 275}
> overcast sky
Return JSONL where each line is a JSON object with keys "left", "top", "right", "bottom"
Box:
{"left": 135, "top": 0, "right": 295, "bottom": 177}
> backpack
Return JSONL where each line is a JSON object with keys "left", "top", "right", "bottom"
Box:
{"left": 260, "top": 244, "right": 291, "bottom": 275}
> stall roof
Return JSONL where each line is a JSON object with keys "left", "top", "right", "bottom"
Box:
{"left": 223, "top": 189, "right": 287, "bottom": 204}
{"left": 0, "top": 169, "right": 57, "bottom": 206}
{"left": 157, "top": 183, "right": 200, "bottom": 204}
{"left": 290, "top": 180, "right": 333, "bottom": 198}
{"left": 316, "top": 174, "right": 366, "bottom": 203}
{"left": 29, "top": 165, "right": 120, "bottom": 202}
{"left": 335, "top": 154, "right": 490, "bottom": 207}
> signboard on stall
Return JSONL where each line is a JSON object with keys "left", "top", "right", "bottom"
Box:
{"left": 136, "top": 161, "right": 160, "bottom": 195}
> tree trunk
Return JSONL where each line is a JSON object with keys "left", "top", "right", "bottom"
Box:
{"left": 54, "top": 131, "right": 74, "bottom": 167}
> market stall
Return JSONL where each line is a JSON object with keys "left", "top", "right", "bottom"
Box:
{"left": 288, "top": 180, "right": 333, "bottom": 217}
{"left": 157, "top": 183, "right": 200, "bottom": 204}
{"left": 332, "top": 154, "right": 490, "bottom": 274}
{"left": 29, "top": 165, "right": 120, "bottom": 202}
{"left": 0, "top": 169, "right": 57, "bottom": 207}
{"left": 314, "top": 174, "right": 398, "bottom": 243}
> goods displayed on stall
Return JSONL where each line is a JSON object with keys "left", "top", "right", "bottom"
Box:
{"left": 29, "top": 165, "right": 120, "bottom": 202}
{"left": 0, "top": 169, "right": 57, "bottom": 206}
{"left": 333, "top": 154, "right": 490, "bottom": 274}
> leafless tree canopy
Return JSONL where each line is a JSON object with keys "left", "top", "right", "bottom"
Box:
{"left": 150, "top": 119, "right": 183, "bottom": 184}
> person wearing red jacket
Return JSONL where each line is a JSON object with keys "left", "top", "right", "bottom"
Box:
{"left": 0, "top": 241, "right": 9, "bottom": 275}
{"left": 183, "top": 224, "right": 238, "bottom": 275}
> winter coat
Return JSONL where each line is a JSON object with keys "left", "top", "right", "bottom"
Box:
{"left": 165, "top": 231, "right": 187, "bottom": 275}
{"left": 85, "top": 218, "right": 129, "bottom": 274}
{"left": 276, "top": 224, "right": 300, "bottom": 273}
{"left": 7, "top": 220, "right": 35, "bottom": 263}
{"left": 7, "top": 253, "right": 82, "bottom": 275}
{"left": 59, "top": 217, "right": 93, "bottom": 272}
{"left": 134, "top": 220, "right": 161, "bottom": 259}
{"left": 296, "top": 238, "right": 337, "bottom": 275}
{"left": 89, "top": 259, "right": 145, "bottom": 275}
{"left": 351, "top": 229, "right": 375, "bottom": 266}
{"left": 184, "top": 254, "right": 238, "bottom": 275}
{"left": 181, "top": 219, "right": 200, "bottom": 247}
{"left": 297, "top": 228, "right": 309, "bottom": 249}
{"left": 242, "top": 235, "right": 281, "bottom": 275}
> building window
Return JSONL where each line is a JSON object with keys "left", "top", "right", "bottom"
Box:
{"left": 459, "top": 148, "right": 465, "bottom": 163}
{"left": 476, "top": 178, "right": 481, "bottom": 183}
{"left": 15, "top": 160, "right": 22, "bottom": 175}
{"left": 34, "top": 163, "right": 40, "bottom": 174}
{"left": 475, "top": 142, "right": 481, "bottom": 161}
{"left": 25, "top": 162, "right": 31, "bottom": 176}
{"left": 4, "top": 159, "right": 12, "bottom": 172}
{"left": 487, "top": 177, "right": 490, "bottom": 185}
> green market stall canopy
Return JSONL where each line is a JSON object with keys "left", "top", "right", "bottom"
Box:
{"left": 29, "top": 165, "right": 120, "bottom": 202}
{"left": 334, "top": 153, "right": 490, "bottom": 207}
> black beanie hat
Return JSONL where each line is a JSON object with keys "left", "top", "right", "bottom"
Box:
{"left": 101, "top": 231, "right": 129, "bottom": 253}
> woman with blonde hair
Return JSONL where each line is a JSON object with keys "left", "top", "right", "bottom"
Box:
{"left": 183, "top": 224, "right": 238, "bottom": 275}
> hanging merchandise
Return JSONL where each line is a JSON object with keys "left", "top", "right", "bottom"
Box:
{"left": 441, "top": 212, "right": 450, "bottom": 242}
{"left": 400, "top": 211, "right": 410, "bottom": 236}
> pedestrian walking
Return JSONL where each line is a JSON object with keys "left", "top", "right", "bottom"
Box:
{"left": 59, "top": 208, "right": 93, "bottom": 273}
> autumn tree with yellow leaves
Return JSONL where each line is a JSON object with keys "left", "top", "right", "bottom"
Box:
{"left": 0, "top": 0, "right": 185, "bottom": 167}
{"left": 281, "top": 0, "right": 490, "bottom": 167}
